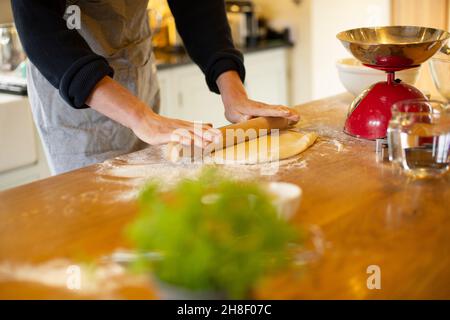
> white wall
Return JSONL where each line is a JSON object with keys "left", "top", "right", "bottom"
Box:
{"left": 254, "top": 0, "right": 391, "bottom": 103}
{"left": 253, "top": 0, "right": 312, "bottom": 104}
{"left": 310, "top": 0, "right": 390, "bottom": 99}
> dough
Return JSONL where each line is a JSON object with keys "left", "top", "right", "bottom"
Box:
{"left": 210, "top": 130, "right": 318, "bottom": 164}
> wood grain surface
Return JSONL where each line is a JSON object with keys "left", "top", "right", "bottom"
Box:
{"left": 0, "top": 94, "right": 449, "bottom": 299}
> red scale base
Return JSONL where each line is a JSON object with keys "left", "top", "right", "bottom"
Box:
{"left": 344, "top": 68, "right": 426, "bottom": 140}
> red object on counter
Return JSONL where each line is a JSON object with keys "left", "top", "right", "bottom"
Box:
{"left": 344, "top": 72, "right": 426, "bottom": 140}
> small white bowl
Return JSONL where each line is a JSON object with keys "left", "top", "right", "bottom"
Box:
{"left": 266, "top": 182, "right": 302, "bottom": 220}
{"left": 200, "top": 183, "right": 301, "bottom": 220}
{"left": 336, "top": 58, "right": 421, "bottom": 96}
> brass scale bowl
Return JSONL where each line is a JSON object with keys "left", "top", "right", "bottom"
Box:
{"left": 337, "top": 26, "right": 450, "bottom": 71}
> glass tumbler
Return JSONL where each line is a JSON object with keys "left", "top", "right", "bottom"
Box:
{"left": 387, "top": 100, "right": 450, "bottom": 178}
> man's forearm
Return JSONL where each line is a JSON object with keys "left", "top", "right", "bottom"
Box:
{"left": 85, "top": 76, "right": 216, "bottom": 147}
{"left": 216, "top": 71, "right": 248, "bottom": 107}
{"left": 85, "top": 76, "right": 149, "bottom": 130}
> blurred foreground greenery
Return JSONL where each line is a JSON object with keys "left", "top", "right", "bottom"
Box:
{"left": 126, "top": 168, "right": 299, "bottom": 299}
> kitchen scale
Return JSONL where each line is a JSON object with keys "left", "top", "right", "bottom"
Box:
{"left": 337, "top": 26, "right": 450, "bottom": 140}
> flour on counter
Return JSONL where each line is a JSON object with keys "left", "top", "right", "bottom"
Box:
{"left": 332, "top": 139, "right": 344, "bottom": 152}
{"left": 0, "top": 259, "right": 147, "bottom": 298}
{"left": 96, "top": 146, "right": 312, "bottom": 202}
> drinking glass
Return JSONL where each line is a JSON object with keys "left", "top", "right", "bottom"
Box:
{"left": 387, "top": 100, "right": 450, "bottom": 178}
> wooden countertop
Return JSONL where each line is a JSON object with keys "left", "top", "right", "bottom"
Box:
{"left": 1, "top": 94, "right": 449, "bottom": 299}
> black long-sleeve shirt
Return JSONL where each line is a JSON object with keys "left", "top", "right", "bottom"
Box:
{"left": 11, "top": 0, "right": 245, "bottom": 109}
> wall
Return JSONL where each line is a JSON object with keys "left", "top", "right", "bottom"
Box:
{"left": 391, "top": 0, "right": 450, "bottom": 98}
{"left": 253, "top": 0, "right": 311, "bottom": 104}
{"left": 392, "top": 0, "right": 448, "bottom": 29}
{"left": 254, "top": 0, "right": 391, "bottom": 103}
{"left": 309, "top": 0, "right": 390, "bottom": 100}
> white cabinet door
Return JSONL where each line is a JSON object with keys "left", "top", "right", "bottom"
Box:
{"left": 156, "top": 69, "right": 175, "bottom": 117}
{"left": 172, "top": 65, "right": 228, "bottom": 127}
{"left": 0, "top": 94, "right": 50, "bottom": 191}
{"left": 157, "top": 48, "right": 290, "bottom": 128}
{"left": 0, "top": 95, "right": 37, "bottom": 173}
{"left": 244, "top": 48, "right": 289, "bottom": 106}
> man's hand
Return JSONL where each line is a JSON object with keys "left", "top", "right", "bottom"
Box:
{"left": 132, "top": 108, "right": 220, "bottom": 148}
{"left": 87, "top": 76, "right": 220, "bottom": 148}
{"left": 217, "top": 71, "right": 300, "bottom": 124}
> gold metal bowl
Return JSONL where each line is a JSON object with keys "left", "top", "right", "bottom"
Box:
{"left": 337, "top": 26, "right": 450, "bottom": 70}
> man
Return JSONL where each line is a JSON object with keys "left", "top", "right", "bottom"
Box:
{"left": 11, "top": 0, "right": 299, "bottom": 174}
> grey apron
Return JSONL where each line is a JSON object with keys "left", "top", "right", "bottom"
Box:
{"left": 27, "top": 0, "right": 160, "bottom": 174}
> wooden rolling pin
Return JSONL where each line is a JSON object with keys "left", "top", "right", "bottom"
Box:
{"left": 167, "top": 117, "right": 291, "bottom": 162}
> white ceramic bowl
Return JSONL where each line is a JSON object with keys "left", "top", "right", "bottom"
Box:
{"left": 266, "top": 182, "right": 302, "bottom": 220}
{"left": 200, "top": 182, "right": 302, "bottom": 221}
{"left": 336, "top": 58, "right": 421, "bottom": 96}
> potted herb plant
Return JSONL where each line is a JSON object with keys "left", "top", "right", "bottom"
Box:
{"left": 126, "top": 169, "right": 298, "bottom": 299}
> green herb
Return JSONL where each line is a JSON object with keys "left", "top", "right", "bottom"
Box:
{"left": 126, "top": 168, "right": 298, "bottom": 299}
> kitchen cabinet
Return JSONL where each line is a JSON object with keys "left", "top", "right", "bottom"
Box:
{"left": 157, "top": 47, "right": 290, "bottom": 127}
{"left": 0, "top": 95, "right": 36, "bottom": 173}
{"left": 0, "top": 94, "right": 50, "bottom": 191}
{"left": 244, "top": 48, "right": 289, "bottom": 106}
{"left": 155, "top": 68, "right": 175, "bottom": 117}
{"left": 160, "top": 64, "right": 225, "bottom": 126}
